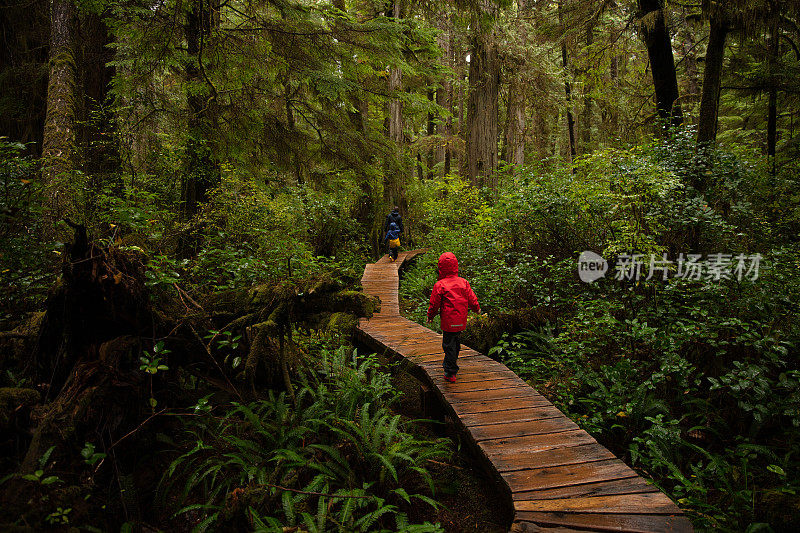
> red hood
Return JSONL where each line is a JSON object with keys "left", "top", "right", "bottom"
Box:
{"left": 438, "top": 252, "right": 459, "bottom": 279}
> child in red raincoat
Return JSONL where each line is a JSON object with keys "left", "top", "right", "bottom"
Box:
{"left": 426, "top": 252, "right": 481, "bottom": 383}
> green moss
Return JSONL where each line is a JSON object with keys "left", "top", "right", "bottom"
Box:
{"left": 0, "top": 387, "right": 40, "bottom": 429}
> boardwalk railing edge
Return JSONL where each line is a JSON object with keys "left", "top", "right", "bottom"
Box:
{"left": 355, "top": 249, "right": 693, "bottom": 533}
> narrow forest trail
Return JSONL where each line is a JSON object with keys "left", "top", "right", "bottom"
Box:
{"left": 355, "top": 250, "right": 693, "bottom": 533}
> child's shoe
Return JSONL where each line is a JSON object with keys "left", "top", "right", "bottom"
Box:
{"left": 444, "top": 374, "right": 456, "bottom": 383}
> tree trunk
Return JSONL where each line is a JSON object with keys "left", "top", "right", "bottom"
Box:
{"left": 180, "top": 0, "right": 219, "bottom": 225}
{"left": 503, "top": 79, "right": 526, "bottom": 168}
{"left": 637, "top": 0, "right": 683, "bottom": 128}
{"left": 435, "top": 20, "right": 453, "bottom": 176}
{"left": 464, "top": 4, "right": 500, "bottom": 188}
{"left": 767, "top": 16, "right": 779, "bottom": 176}
{"left": 383, "top": 0, "right": 405, "bottom": 208}
{"left": 683, "top": 28, "right": 700, "bottom": 108}
{"left": 580, "top": 24, "right": 594, "bottom": 153}
{"left": 501, "top": 0, "right": 527, "bottom": 170}
{"left": 609, "top": 54, "right": 619, "bottom": 135}
{"left": 696, "top": 16, "right": 728, "bottom": 146}
{"left": 79, "top": 13, "right": 119, "bottom": 180}
{"left": 558, "top": 0, "right": 576, "bottom": 164}
{"left": 387, "top": 1, "right": 403, "bottom": 147}
{"left": 42, "top": 0, "right": 78, "bottom": 236}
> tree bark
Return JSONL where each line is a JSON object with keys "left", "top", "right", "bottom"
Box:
{"left": 637, "top": 0, "right": 683, "bottom": 128}
{"left": 387, "top": 1, "right": 403, "bottom": 147}
{"left": 767, "top": 16, "right": 779, "bottom": 175}
{"left": 435, "top": 20, "right": 453, "bottom": 176}
{"left": 580, "top": 23, "right": 594, "bottom": 154}
{"left": 558, "top": 0, "right": 576, "bottom": 164}
{"left": 696, "top": 16, "right": 728, "bottom": 146}
{"left": 42, "top": 0, "right": 78, "bottom": 236}
{"left": 501, "top": 0, "right": 527, "bottom": 169}
{"left": 79, "top": 13, "right": 119, "bottom": 178}
{"left": 464, "top": 3, "right": 500, "bottom": 188}
{"left": 383, "top": 0, "right": 405, "bottom": 208}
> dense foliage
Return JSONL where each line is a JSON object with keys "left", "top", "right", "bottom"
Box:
{"left": 400, "top": 136, "right": 800, "bottom": 531}
{"left": 2, "top": 0, "right": 800, "bottom": 530}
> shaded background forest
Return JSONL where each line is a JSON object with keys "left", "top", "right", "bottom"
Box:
{"left": 2, "top": 0, "right": 800, "bottom": 531}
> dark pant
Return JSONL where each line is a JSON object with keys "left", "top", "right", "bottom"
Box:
{"left": 442, "top": 331, "right": 460, "bottom": 376}
{"left": 388, "top": 246, "right": 398, "bottom": 260}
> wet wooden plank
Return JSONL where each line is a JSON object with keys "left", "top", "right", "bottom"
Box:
{"left": 474, "top": 427, "right": 592, "bottom": 447}
{"left": 501, "top": 459, "right": 639, "bottom": 493}
{"left": 513, "top": 476, "right": 659, "bottom": 501}
{"left": 513, "top": 512, "right": 693, "bottom": 533}
{"left": 446, "top": 385, "right": 540, "bottom": 403}
{"left": 450, "top": 396, "right": 553, "bottom": 416}
{"left": 460, "top": 405, "right": 566, "bottom": 426}
{"left": 430, "top": 377, "right": 529, "bottom": 392}
{"left": 515, "top": 493, "right": 680, "bottom": 514}
{"left": 484, "top": 443, "right": 617, "bottom": 473}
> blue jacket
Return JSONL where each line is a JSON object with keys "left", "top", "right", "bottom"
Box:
{"left": 384, "top": 222, "right": 400, "bottom": 245}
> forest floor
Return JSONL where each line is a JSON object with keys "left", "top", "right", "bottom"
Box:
{"left": 390, "top": 370, "right": 509, "bottom": 533}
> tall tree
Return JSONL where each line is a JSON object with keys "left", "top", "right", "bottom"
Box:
{"left": 464, "top": 0, "right": 501, "bottom": 188}
{"left": 435, "top": 14, "right": 455, "bottom": 176}
{"left": 558, "top": 0, "right": 577, "bottom": 162}
{"left": 78, "top": 11, "right": 119, "bottom": 178}
{"left": 697, "top": 6, "right": 729, "bottom": 146}
{"left": 501, "top": 0, "right": 529, "bottom": 169}
{"left": 42, "top": 0, "right": 78, "bottom": 235}
{"left": 180, "top": 0, "right": 219, "bottom": 223}
{"left": 637, "top": 0, "right": 683, "bottom": 128}
{"left": 580, "top": 20, "right": 595, "bottom": 153}
{"left": 383, "top": 0, "right": 407, "bottom": 210}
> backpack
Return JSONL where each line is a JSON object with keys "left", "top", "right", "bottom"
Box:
{"left": 388, "top": 237, "right": 400, "bottom": 248}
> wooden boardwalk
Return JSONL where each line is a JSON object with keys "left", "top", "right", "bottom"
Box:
{"left": 355, "top": 250, "right": 692, "bottom": 533}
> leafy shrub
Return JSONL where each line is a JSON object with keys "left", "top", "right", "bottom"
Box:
{"left": 0, "top": 141, "right": 56, "bottom": 325}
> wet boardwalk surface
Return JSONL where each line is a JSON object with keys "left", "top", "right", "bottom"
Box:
{"left": 355, "top": 250, "right": 692, "bottom": 533}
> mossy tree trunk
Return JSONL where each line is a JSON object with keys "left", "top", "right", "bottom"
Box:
{"left": 464, "top": 0, "right": 500, "bottom": 188}
{"left": 42, "top": 0, "right": 78, "bottom": 237}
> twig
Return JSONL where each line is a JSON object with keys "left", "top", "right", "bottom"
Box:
{"left": 253, "top": 482, "right": 374, "bottom": 499}
{"left": 0, "top": 332, "right": 32, "bottom": 339}
{"left": 107, "top": 408, "right": 168, "bottom": 451}
{"left": 427, "top": 459, "right": 463, "bottom": 470}
{"left": 174, "top": 283, "right": 203, "bottom": 310}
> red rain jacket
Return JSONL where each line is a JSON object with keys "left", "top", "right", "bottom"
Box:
{"left": 427, "top": 252, "right": 481, "bottom": 333}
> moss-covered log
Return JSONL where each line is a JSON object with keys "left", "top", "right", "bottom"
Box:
{"left": 461, "top": 306, "right": 557, "bottom": 356}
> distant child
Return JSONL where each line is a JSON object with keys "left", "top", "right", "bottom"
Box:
{"left": 384, "top": 222, "right": 401, "bottom": 262}
{"left": 426, "top": 252, "right": 481, "bottom": 383}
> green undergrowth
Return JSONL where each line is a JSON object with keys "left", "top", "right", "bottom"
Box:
{"left": 398, "top": 136, "right": 800, "bottom": 532}
{"left": 157, "top": 345, "right": 449, "bottom": 532}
